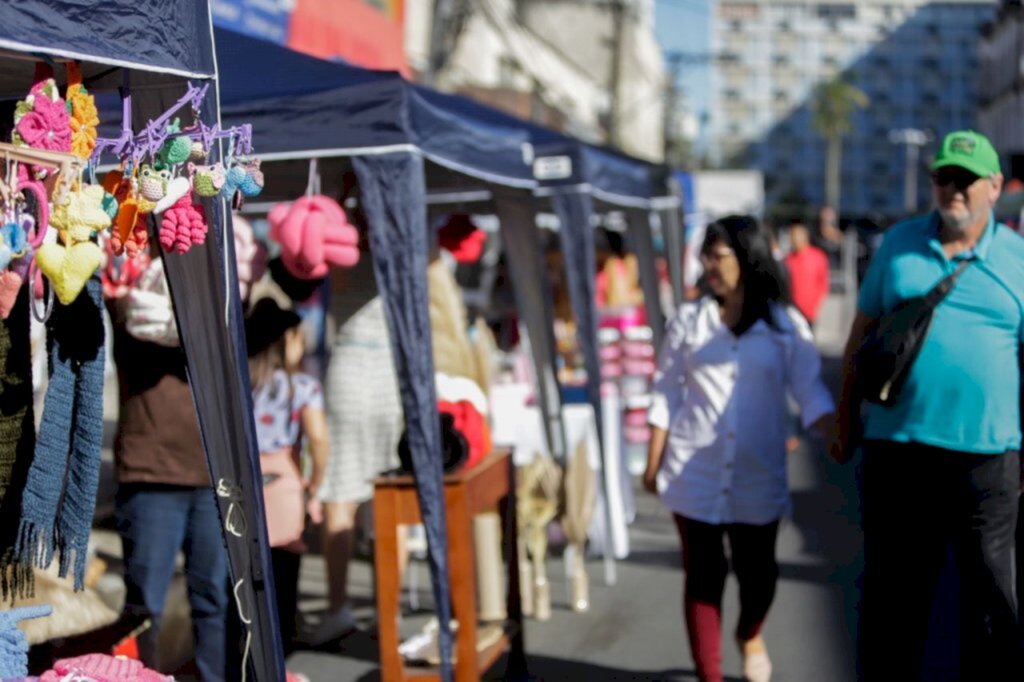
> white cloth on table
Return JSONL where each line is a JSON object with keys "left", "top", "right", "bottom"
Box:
{"left": 648, "top": 298, "right": 834, "bottom": 525}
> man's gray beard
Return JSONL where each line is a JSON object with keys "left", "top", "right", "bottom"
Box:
{"left": 938, "top": 209, "right": 971, "bottom": 236}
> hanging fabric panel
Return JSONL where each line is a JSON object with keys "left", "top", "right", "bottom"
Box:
{"left": 492, "top": 188, "right": 566, "bottom": 460}
{"left": 160, "top": 86, "right": 286, "bottom": 682}
{"left": 624, "top": 208, "right": 666, "bottom": 350}
{"left": 351, "top": 152, "right": 454, "bottom": 682}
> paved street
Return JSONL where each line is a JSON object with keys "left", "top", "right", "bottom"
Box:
{"left": 89, "top": 296, "right": 867, "bottom": 681}
{"left": 285, "top": 298, "right": 863, "bottom": 681}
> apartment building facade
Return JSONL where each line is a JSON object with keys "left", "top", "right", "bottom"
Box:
{"left": 711, "top": 0, "right": 995, "bottom": 219}
{"left": 979, "top": 1, "right": 1024, "bottom": 179}
{"left": 405, "top": 0, "right": 667, "bottom": 162}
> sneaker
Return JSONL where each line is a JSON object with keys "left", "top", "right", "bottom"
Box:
{"left": 738, "top": 635, "right": 772, "bottom": 682}
{"left": 305, "top": 605, "right": 358, "bottom": 646}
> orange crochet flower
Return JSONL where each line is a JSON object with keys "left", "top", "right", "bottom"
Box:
{"left": 66, "top": 63, "right": 99, "bottom": 159}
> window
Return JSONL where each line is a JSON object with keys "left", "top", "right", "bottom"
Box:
{"left": 817, "top": 4, "right": 856, "bottom": 20}
{"left": 498, "top": 57, "right": 521, "bottom": 88}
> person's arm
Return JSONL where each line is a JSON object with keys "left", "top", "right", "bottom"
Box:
{"left": 644, "top": 305, "right": 690, "bottom": 493}
{"left": 643, "top": 426, "right": 668, "bottom": 494}
{"left": 830, "top": 225, "right": 891, "bottom": 463}
{"left": 301, "top": 405, "right": 329, "bottom": 498}
{"left": 815, "top": 251, "right": 831, "bottom": 313}
{"left": 783, "top": 306, "right": 836, "bottom": 440}
{"left": 831, "top": 311, "right": 874, "bottom": 463}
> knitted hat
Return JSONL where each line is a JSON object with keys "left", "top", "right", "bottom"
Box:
{"left": 245, "top": 297, "right": 301, "bottom": 358}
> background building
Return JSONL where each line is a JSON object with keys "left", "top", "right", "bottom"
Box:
{"left": 406, "top": 0, "right": 668, "bottom": 162}
{"left": 710, "top": 0, "right": 995, "bottom": 220}
{"left": 979, "top": 0, "right": 1024, "bottom": 180}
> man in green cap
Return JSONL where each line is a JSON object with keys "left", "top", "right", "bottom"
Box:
{"left": 834, "top": 130, "right": 1024, "bottom": 677}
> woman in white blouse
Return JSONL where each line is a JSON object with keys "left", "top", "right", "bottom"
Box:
{"left": 643, "top": 215, "right": 834, "bottom": 682}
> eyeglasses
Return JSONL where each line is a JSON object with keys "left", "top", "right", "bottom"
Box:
{"left": 931, "top": 167, "right": 983, "bottom": 191}
{"left": 700, "top": 248, "right": 736, "bottom": 265}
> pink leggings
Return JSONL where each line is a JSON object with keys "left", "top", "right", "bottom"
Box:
{"left": 673, "top": 515, "right": 780, "bottom": 682}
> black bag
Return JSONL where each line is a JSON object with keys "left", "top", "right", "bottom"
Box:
{"left": 397, "top": 412, "right": 469, "bottom": 474}
{"left": 856, "top": 259, "right": 971, "bottom": 406}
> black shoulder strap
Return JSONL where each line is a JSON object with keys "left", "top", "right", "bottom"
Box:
{"left": 923, "top": 258, "right": 973, "bottom": 308}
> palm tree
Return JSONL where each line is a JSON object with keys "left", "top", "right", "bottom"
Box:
{"left": 811, "top": 77, "right": 869, "bottom": 217}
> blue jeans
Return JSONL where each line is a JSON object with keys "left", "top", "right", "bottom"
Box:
{"left": 116, "top": 484, "right": 229, "bottom": 681}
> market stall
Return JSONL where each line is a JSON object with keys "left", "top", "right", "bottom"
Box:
{"left": 0, "top": 5, "right": 284, "bottom": 680}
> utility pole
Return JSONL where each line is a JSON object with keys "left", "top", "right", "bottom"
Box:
{"left": 889, "top": 128, "right": 931, "bottom": 213}
{"left": 426, "top": 0, "right": 460, "bottom": 87}
{"left": 663, "top": 53, "right": 684, "bottom": 160}
{"left": 662, "top": 51, "right": 714, "bottom": 166}
{"left": 607, "top": 0, "right": 626, "bottom": 148}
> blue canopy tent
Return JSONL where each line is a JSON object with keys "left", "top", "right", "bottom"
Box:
{"left": 214, "top": 25, "right": 683, "bottom": 666}
{"left": 0, "top": 5, "right": 285, "bottom": 681}
{"left": 215, "top": 27, "right": 551, "bottom": 679}
{"left": 529, "top": 139, "right": 681, "bottom": 583}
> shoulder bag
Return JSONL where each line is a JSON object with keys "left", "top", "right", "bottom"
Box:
{"left": 856, "top": 259, "right": 971, "bottom": 406}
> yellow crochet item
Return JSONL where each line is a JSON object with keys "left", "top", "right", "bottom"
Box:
{"left": 50, "top": 185, "right": 110, "bottom": 244}
{"left": 36, "top": 241, "right": 103, "bottom": 305}
{"left": 41, "top": 184, "right": 110, "bottom": 304}
{"left": 66, "top": 63, "right": 99, "bottom": 160}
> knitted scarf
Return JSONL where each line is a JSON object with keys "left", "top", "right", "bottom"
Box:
{"left": 0, "top": 289, "right": 37, "bottom": 600}
{"left": 17, "top": 276, "right": 105, "bottom": 590}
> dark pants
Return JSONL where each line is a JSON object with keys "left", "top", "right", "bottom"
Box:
{"left": 271, "top": 548, "right": 301, "bottom": 654}
{"left": 673, "top": 515, "right": 780, "bottom": 682}
{"left": 861, "top": 441, "right": 1021, "bottom": 681}
{"left": 116, "top": 484, "right": 229, "bottom": 682}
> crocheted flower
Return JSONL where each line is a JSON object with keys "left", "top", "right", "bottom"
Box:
{"left": 67, "top": 89, "right": 99, "bottom": 159}
{"left": 13, "top": 79, "right": 71, "bottom": 153}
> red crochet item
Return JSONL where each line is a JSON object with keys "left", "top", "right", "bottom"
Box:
{"left": 39, "top": 653, "right": 172, "bottom": 681}
{"left": 438, "top": 399, "right": 491, "bottom": 469}
{"left": 159, "top": 195, "right": 208, "bottom": 254}
{"left": 438, "top": 214, "right": 486, "bottom": 264}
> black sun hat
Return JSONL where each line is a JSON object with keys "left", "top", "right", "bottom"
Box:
{"left": 245, "top": 297, "right": 302, "bottom": 357}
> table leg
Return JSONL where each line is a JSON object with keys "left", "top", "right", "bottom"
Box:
{"left": 374, "top": 488, "right": 404, "bottom": 682}
{"left": 447, "top": 487, "right": 478, "bottom": 682}
{"left": 503, "top": 456, "right": 528, "bottom": 679}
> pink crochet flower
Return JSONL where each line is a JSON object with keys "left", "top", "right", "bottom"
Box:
{"left": 15, "top": 81, "right": 71, "bottom": 153}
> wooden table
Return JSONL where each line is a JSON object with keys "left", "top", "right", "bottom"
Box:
{"left": 373, "top": 450, "right": 526, "bottom": 681}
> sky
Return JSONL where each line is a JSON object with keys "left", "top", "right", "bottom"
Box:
{"left": 654, "top": 0, "right": 712, "bottom": 142}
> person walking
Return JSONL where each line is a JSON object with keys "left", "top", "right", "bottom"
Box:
{"left": 833, "top": 130, "right": 1024, "bottom": 679}
{"left": 108, "top": 262, "right": 229, "bottom": 681}
{"left": 312, "top": 252, "right": 405, "bottom": 644}
{"left": 643, "top": 215, "right": 834, "bottom": 682}
{"left": 783, "top": 219, "right": 830, "bottom": 327}
{"left": 245, "top": 298, "right": 328, "bottom": 654}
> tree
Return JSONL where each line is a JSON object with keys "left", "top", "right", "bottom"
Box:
{"left": 811, "top": 77, "right": 869, "bottom": 217}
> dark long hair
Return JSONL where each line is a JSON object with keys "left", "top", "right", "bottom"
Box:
{"left": 701, "top": 215, "right": 790, "bottom": 335}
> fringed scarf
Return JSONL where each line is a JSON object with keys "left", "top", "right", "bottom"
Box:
{"left": 0, "top": 288, "right": 37, "bottom": 601}
{"left": 17, "top": 276, "right": 105, "bottom": 590}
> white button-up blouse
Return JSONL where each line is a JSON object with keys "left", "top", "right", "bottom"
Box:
{"left": 648, "top": 297, "right": 834, "bottom": 525}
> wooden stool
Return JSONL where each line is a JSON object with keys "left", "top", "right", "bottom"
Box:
{"left": 373, "top": 450, "right": 526, "bottom": 681}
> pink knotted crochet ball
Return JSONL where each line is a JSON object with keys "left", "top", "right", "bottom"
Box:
{"left": 268, "top": 195, "right": 359, "bottom": 280}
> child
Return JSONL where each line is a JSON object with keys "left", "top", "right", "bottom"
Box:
{"left": 245, "top": 298, "right": 328, "bottom": 653}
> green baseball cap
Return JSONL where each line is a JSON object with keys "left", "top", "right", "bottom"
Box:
{"left": 931, "top": 130, "right": 1001, "bottom": 178}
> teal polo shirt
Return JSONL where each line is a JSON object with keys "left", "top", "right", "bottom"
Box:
{"left": 858, "top": 211, "right": 1024, "bottom": 454}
